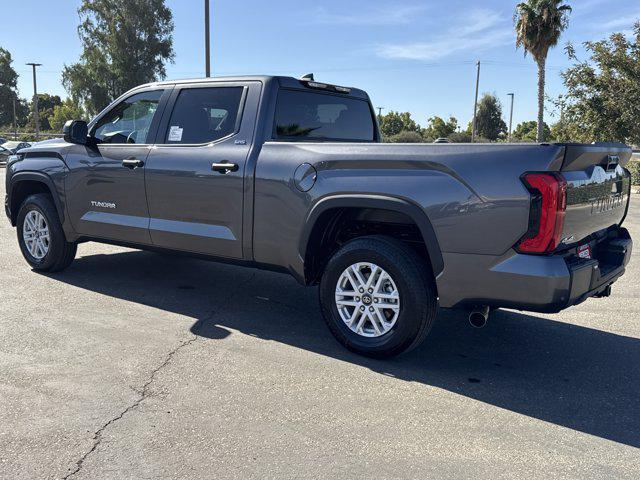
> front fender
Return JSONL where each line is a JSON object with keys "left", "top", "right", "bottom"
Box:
{"left": 8, "top": 172, "right": 64, "bottom": 224}
{"left": 7, "top": 157, "right": 71, "bottom": 235}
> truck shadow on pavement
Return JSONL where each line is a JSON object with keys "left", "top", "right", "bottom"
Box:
{"left": 45, "top": 249, "right": 640, "bottom": 449}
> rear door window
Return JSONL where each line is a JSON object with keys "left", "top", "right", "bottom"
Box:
{"left": 274, "top": 90, "right": 375, "bottom": 142}
{"left": 164, "top": 87, "right": 244, "bottom": 144}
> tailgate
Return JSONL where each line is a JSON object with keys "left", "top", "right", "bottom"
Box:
{"left": 559, "top": 143, "right": 632, "bottom": 247}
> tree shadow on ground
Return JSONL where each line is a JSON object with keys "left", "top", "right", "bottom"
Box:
{"left": 44, "top": 249, "right": 640, "bottom": 448}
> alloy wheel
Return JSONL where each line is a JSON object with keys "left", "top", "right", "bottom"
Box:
{"left": 23, "top": 210, "right": 50, "bottom": 260}
{"left": 335, "top": 262, "right": 401, "bottom": 338}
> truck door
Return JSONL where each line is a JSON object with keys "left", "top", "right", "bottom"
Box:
{"left": 144, "top": 81, "right": 261, "bottom": 258}
{"left": 65, "top": 88, "right": 169, "bottom": 244}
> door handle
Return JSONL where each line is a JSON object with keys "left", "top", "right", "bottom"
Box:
{"left": 211, "top": 161, "right": 239, "bottom": 174}
{"left": 122, "top": 158, "right": 144, "bottom": 169}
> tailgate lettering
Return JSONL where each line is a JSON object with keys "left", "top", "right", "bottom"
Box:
{"left": 590, "top": 193, "right": 624, "bottom": 214}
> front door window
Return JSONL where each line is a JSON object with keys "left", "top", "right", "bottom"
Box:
{"left": 92, "top": 90, "right": 164, "bottom": 144}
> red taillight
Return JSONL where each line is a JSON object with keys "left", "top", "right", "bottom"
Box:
{"left": 516, "top": 173, "right": 567, "bottom": 254}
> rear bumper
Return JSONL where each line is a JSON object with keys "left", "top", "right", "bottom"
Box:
{"left": 437, "top": 227, "right": 632, "bottom": 313}
{"left": 564, "top": 229, "right": 632, "bottom": 308}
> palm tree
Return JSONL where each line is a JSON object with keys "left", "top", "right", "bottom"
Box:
{"left": 515, "top": 0, "right": 571, "bottom": 142}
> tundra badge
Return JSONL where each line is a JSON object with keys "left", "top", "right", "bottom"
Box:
{"left": 91, "top": 201, "right": 116, "bottom": 209}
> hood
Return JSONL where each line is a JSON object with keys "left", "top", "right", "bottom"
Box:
{"left": 20, "top": 138, "right": 72, "bottom": 154}
{"left": 29, "top": 138, "right": 65, "bottom": 147}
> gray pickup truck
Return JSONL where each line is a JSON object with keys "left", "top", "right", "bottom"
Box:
{"left": 4, "top": 75, "right": 633, "bottom": 358}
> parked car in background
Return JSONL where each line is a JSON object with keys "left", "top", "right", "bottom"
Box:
{"left": 0, "top": 137, "right": 7, "bottom": 144}
{"left": 1, "top": 141, "right": 32, "bottom": 154}
{"left": 0, "top": 145, "right": 12, "bottom": 165}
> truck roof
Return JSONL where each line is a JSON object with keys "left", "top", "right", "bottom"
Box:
{"left": 146, "top": 75, "right": 370, "bottom": 100}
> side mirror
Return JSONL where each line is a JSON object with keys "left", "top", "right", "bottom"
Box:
{"left": 63, "top": 120, "right": 88, "bottom": 145}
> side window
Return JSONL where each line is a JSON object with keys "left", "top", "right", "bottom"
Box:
{"left": 93, "top": 90, "right": 163, "bottom": 144}
{"left": 164, "top": 87, "right": 244, "bottom": 144}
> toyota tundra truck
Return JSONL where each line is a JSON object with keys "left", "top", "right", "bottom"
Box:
{"left": 4, "top": 75, "right": 633, "bottom": 358}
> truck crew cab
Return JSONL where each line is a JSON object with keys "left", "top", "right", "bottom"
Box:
{"left": 5, "top": 75, "right": 633, "bottom": 358}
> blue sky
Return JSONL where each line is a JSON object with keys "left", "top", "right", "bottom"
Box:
{"left": 2, "top": 0, "right": 638, "bottom": 128}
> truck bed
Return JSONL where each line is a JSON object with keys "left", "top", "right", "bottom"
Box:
{"left": 253, "top": 141, "right": 631, "bottom": 271}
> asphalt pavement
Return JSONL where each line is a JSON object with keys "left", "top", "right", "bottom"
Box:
{"left": 1, "top": 168, "right": 638, "bottom": 479}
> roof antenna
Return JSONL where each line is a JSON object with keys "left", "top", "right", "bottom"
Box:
{"left": 300, "top": 73, "right": 314, "bottom": 81}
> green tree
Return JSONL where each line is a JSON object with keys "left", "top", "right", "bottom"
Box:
{"left": 447, "top": 131, "right": 472, "bottom": 143}
{"left": 62, "top": 0, "right": 174, "bottom": 115}
{"left": 559, "top": 23, "right": 640, "bottom": 145}
{"left": 549, "top": 118, "right": 579, "bottom": 143}
{"left": 515, "top": 0, "right": 571, "bottom": 142}
{"left": 18, "top": 99, "right": 31, "bottom": 127}
{"left": 383, "top": 131, "right": 424, "bottom": 143}
{"left": 50, "top": 98, "right": 86, "bottom": 131}
{"left": 30, "top": 93, "right": 63, "bottom": 131}
{"left": 379, "top": 111, "right": 420, "bottom": 138}
{"left": 423, "top": 116, "right": 458, "bottom": 141}
{"left": 0, "top": 47, "right": 19, "bottom": 127}
{"left": 512, "top": 120, "right": 551, "bottom": 142}
{"left": 468, "top": 94, "right": 507, "bottom": 141}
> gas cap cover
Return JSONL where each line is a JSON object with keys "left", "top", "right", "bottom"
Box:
{"left": 294, "top": 163, "right": 317, "bottom": 192}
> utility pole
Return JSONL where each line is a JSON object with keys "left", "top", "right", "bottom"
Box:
{"left": 507, "top": 93, "right": 515, "bottom": 142}
{"left": 204, "top": 0, "right": 211, "bottom": 77}
{"left": 26, "top": 63, "right": 42, "bottom": 140}
{"left": 471, "top": 60, "right": 480, "bottom": 143}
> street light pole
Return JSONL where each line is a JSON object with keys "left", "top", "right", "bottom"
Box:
{"left": 507, "top": 93, "right": 515, "bottom": 142}
{"left": 471, "top": 60, "right": 481, "bottom": 143}
{"left": 377, "top": 107, "right": 385, "bottom": 119}
{"left": 26, "top": 62, "right": 42, "bottom": 140}
{"left": 204, "top": 0, "right": 211, "bottom": 77}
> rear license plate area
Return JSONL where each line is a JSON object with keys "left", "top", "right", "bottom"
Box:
{"left": 577, "top": 244, "right": 592, "bottom": 259}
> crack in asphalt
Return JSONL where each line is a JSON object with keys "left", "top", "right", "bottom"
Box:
{"left": 62, "top": 336, "right": 198, "bottom": 479}
{"left": 62, "top": 273, "right": 257, "bottom": 479}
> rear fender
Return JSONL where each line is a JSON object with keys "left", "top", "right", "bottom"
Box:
{"left": 299, "top": 194, "right": 444, "bottom": 281}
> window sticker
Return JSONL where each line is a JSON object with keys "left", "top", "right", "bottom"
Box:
{"left": 168, "top": 125, "right": 183, "bottom": 142}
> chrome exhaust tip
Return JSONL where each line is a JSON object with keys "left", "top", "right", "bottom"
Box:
{"left": 469, "top": 306, "right": 490, "bottom": 328}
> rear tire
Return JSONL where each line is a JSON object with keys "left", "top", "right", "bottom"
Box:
{"left": 16, "top": 194, "right": 76, "bottom": 272}
{"left": 319, "top": 235, "right": 438, "bottom": 358}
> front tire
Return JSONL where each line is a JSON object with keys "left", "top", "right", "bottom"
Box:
{"left": 17, "top": 194, "right": 76, "bottom": 272}
{"left": 319, "top": 235, "right": 438, "bottom": 358}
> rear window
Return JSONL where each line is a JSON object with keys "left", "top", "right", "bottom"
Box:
{"left": 274, "top": 89, "right": 375, "bottom": 142}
